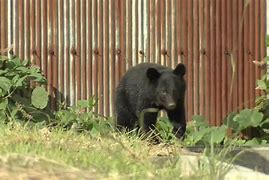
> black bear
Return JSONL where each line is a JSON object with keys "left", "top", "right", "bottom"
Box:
{"left": 115, "top": 63, "right": 186, "bottom": 138}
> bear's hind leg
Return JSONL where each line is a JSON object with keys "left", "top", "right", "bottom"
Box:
{"left": 116, "top": 108, "right": 136, "bottom": 131}
{"left": 115, "top": 89, "right": 136, "bottom": 131}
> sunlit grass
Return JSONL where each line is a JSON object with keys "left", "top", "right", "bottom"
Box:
{"left": 0, "top": 121, "right": 237, "bottom": 179}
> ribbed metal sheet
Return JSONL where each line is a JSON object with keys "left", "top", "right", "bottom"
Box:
{"left": 0, "top": 0, "right": 267, "bottom": 125}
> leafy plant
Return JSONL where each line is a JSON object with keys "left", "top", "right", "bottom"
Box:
{"left": 183, "top": 34, "right": 269, "bottom": 146}
{"left": 0, "top": 55, "right": 48, "bottom": 123}
{"left": 225, "top": 109, "right": 269, "bottom": 143}
{"left": 54, "top": 98, "right": 114, "bottom": 137}
{"left": 184, "top": 115, "right": 228, "bottom": 146}
{"left": 255, "top": 35, "right": 269, "bottom": 120}
{"left": 155, "top": 116, "right": 177, "bottom": 142}
{"left": 266, "top": 34, "right": 269, "bottom": 48}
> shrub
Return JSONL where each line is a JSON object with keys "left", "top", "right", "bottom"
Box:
{"left": 0, "top": 55, "right": 49, "bottom": 123}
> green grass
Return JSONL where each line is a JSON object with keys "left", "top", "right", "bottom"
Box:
{"left": 0, "top": 121, "right": 234, "bottom": 180}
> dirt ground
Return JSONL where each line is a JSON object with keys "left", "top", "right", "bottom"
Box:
{"left": 0, "top": 154, "right": 98, "bottom": 180}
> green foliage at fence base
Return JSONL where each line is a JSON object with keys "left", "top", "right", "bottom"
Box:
{"left": 0, "top": 55, "right": 48, "bottom": 123}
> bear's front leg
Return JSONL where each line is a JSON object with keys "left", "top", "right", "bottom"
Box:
{"left": 135, "top": 98, "right": 157, "bottom": 132}
{"left": 142, "top": 112, "right": 158, "bottom": 133}
{"left": 167, "top": 101, "right": 186, "bottom": 139}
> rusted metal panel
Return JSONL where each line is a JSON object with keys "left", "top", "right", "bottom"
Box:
{"left": 260, "top": 0, "right": 266, "bottom": 80}
{"left": 187, "top": 0, "right": 194, "bottom": 123}
{"left": 0, "top": 0, "right": 7, "bottom": 51}
{"left": 155, "top": 0, "right": 161, "bottom": 65}
{"left": 63, "top": 0, "right": 70, "bottom": 105}
{"left": 193, "top": 0, "right": 199, "bottom": 116}
{"left": 215, "top": 0, "right": 221, "bottom": 125}
{"left": 86, "top": 0, "right": 92, "bottom": 103}
{"left": 52, "top": 0, "right": 58, "bottom": 110}
{"left": 108, "top": 0, "right": 116, "bottom": 115}
{"left": 243, "top": 0, "right": 250, "bottom": 109}
{"left": 137, "top": 0, "right": 143, "bottom": 63}
{"left": 204, "top": 0, "right": 210, "bottom": 120}
{"left": 198, "top": 0, "right": 205, "bottom": 117}
{"left": 126, "top": 0, "right": 132, "bottom": 68}
{"left": 18, "top": 0, "right": 24, "bottom": 58}
{"left": 0, "top": 0, "right": 266, "bottom": 125}
{"left": 221, "top": 0, "right": 227, "bottom": 121}
{"left": 73, "top": 0, "right": 80, "bottom": 101}
{"left": 210, "top": 0, "right": 216, "bottom": 124}
{"left": 103, "top": 0, "right": 109, "bottom": 115}
{"left": 24, "top": 0, "right": 30, "bottom": 59}
{"left": 165, "top": 0, "right": 171, "bottom": 67}
{"left": 57, "top": 0, "right": 64, "bottom": 103}
{"left": 70, "top": 0, "right": 76, "bottom": 106}
{"left": 226, "top": 0, "right": 232, "bottom": 114}
{"left": 231, "top": 0, "right": 238, "bottom": 113}
{"left": 249, "top": 0, "right": 255, "bottom": 108}
{"left": 171, "top": 0, "right": 177, "bottom": 68}
{"left": 238, "top": 0, "right": 244, "bottom": 110}
{"left": 149, "top": 0, "right": 155, "bottom": 64}
{"left": 97, "top": 0, "right": 103, "bottom": 114}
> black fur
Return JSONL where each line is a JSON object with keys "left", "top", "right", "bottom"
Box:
{"left": 115, "top": 63, "right": 186, "bottom": 138}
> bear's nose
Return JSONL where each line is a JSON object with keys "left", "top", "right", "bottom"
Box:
{"left": 167, "top": 103, "right": 176, "bottom": 109}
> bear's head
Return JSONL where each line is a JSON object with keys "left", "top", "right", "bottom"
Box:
{"left": 146, "top": 63, "right": 186, "bottom": 110}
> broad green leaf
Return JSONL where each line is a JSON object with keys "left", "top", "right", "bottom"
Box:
{"left": 6, "top": 61, "right": 16, "bottom": 69}
{"left": 210, "top": 125, "right": 228, "bottom": 144}
{"left": 249, "top": 110, "right": 264, "bottom": 127}
{"left": 190, "top": 128, "right": 211, "bottom": 144}
{"left": 31, "top": 87, "right": 48, "bottom": 109}
{"left": 263, "top": 128, "right": 269, "bottom": 133}
{"left": 12, "top": 57, "right": 22, "bottom": 66}
{"left": 0, "top": 110, "right": 6, "bottom": 120}
{"left": 0, "top": 70, "right": 7, "bottom": 76}
{"left": 0, "top": 77, "right": 12, "bottom": 92}
{"left": 0, "top": 55, "right": 9, "bottom": 61}
{"left": 77, "top": 100, "right": 90, "bottom": 108}
{"left": 265, "top": 56, "right": 269, "bottom": 63}
{"left": 14, "top": 76, "right": 28, "bottom": 87}
{"left": 0, "top": 98, "right": 8, "bottom": 110}
{"left": 192, "top": 115, "right": 209, "bottom": 128}
{"left": 16, "top": 66, "right": 29, "bottom": 72}
{"left": 22, "top": 59, "right": 30, "bottom": 66}
{"left": 12, "top": 74, "right": 20, "bottom": 83}
{"left": 260, "top": 74, "right": 267, "bottom": 81}
{"left": 244, "top": 138, "right": 260, "bottom": 146}
{"left": 256, "top": 80, "right": 267, "bottom": 90}
{"left": 29, "top": 73, "right": 46, "bottom": 83}
{"left": 158, "top": 118, "right": 173, "bottom": 132}
{"left": 224, "top": 112, "right": 239, "bottom": 132}
{"left": 11, "top": 94, "right": 31, "bottom": 106}
{"left": 90, "top": 127, "right": 100, "bottom": 137}
{"left": 234, "top": 109, "right": 252, "bottom": 130}
{"left": 260, "top": 118, "right": 269, "bottom": 127}
{"left": 29, "top": 67, "right": 41, "bottom": 74}
{"left": 261, "top": 139, "right": 268, "bottom": 145}
{"left": 266, "top": 35, "right": 269, "bottom": 47}
{"left": 85, "top": 97, "right": 97, "bottom": 110}
{"left": 234, "top": 109, "right": 264, "bottom": 130}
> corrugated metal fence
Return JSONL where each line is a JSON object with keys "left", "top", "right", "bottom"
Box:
{"left": 0, "top": 0, "right": 267, "bottom": 125}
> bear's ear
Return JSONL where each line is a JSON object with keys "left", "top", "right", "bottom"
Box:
{"left": 173, "top": 63, "right": 186, "bottom": 76}
{"left": 147, "top": 68, "right": 161, "bottom": 80}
